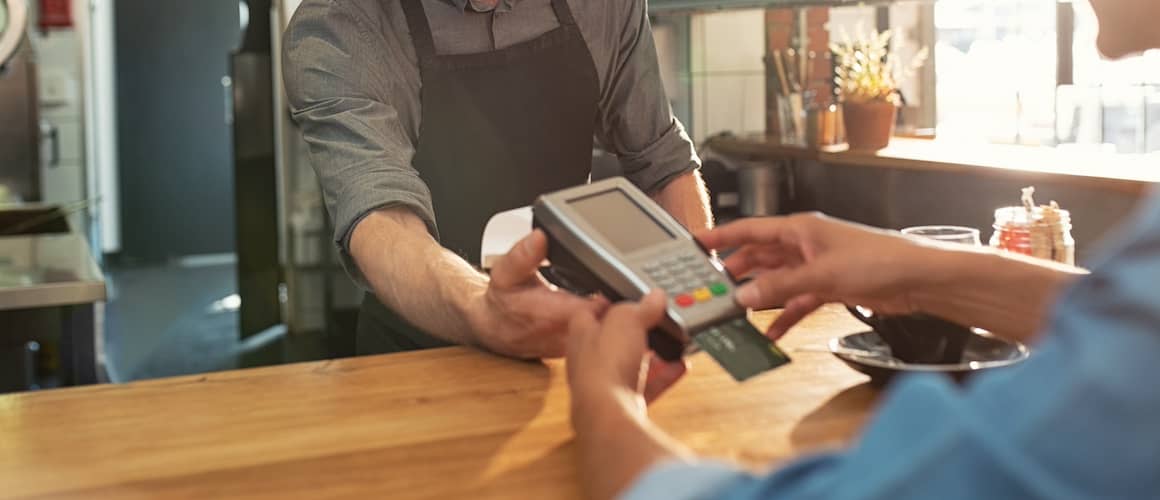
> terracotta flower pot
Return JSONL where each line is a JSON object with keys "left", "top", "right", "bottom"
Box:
{"left": 842, "top": 100, "right": 898, "bottom": 151}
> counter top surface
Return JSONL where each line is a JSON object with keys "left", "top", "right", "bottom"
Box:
{"left": 0, "top": 233, "right": 106, "bottom": 311}
{"left": 708, "top": 134, "right": 1160, "bottom": 194}
{"left": 0, "top": 305, "right": 876, "bottom": 499}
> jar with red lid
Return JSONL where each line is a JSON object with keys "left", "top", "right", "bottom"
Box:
{"left": 989, "top": 206, "right": 1074, "bottom": 265}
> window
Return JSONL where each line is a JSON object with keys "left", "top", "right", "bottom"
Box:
{"left": 935, "top": 0, "right": 1160, "bottom": 153}
{"left": 934, "top": 0, "right": 1055, "bottom": 145}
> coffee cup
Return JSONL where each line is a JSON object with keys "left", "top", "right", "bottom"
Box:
{"left": 845, "top": 305, "right": 973, "bottom": 364}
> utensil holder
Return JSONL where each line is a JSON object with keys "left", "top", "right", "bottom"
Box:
{"left": 776, "top": 93, "right": 806, "bottom": 146}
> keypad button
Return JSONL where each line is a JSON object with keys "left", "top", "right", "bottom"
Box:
{"left": 692, "top": 288, "right": 712, "bottom": 302}
{"left": 709, "top": 283, "right": 729, "bottom": 296}
{"left": 675, "top": 294, "right": 695, "bottom": 308}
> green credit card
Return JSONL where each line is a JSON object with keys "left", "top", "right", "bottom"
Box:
{"left": 693, "top": 317, "right": 791, "bottom": 382}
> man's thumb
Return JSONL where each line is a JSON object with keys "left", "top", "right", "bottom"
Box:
{"left": 491, "top": 230, "right": 547, "bottom": 288}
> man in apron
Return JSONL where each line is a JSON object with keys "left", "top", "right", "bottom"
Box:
{"left": 283, "top": 0, "right": 711, "bottom": 358}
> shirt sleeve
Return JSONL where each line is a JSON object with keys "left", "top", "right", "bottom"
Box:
{"left": 596, "top": 0, "right": 699, "bottom": 194}
{"left": 622, "top": 193, "right": 1160, "bottom": 500}
{"left": 282, "top": 0, "right": 436, "bottom": 287}
{"left": 620, "top": 460, "right": 757, "bottom": 500}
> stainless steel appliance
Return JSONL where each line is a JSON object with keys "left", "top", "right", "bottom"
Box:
{"left": 0, "top": 0, "right": 40, "bottom": 203}
{"left": 700, "top": 135, "right": 794, "bottom": 222}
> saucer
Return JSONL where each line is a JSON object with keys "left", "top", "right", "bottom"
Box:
{"left": 829, "top": 330, "right": 1030, "bottom": 386}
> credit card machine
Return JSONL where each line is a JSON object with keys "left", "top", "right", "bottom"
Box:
{"left": 533, "top": 177, "right": 791, "bottom": 381}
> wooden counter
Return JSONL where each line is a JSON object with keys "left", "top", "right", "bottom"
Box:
{"left": 708, "top": 134, "right": 1160, "bottom": 195}
{"left": 0, "top": 305, "right": 875, "bottom": 499}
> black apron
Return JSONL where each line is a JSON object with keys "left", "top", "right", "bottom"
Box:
{"left": 356, "top": 0, "right": 600, "bottom": 354}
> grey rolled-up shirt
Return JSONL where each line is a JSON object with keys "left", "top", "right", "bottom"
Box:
{"left": 282, "top": 0, "right": 700, "bottom": 284}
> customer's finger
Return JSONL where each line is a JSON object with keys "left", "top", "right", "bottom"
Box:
{"left": 491, "top": 230, "right": 548, "bottom": 289}
{"left": 696, "top": 217, "right": 798, "bottom": 250}
{"left": 766, "top": 294, "right": 824, "bottom": 340}
{"left": 723, "top": 243, "right": 798, "bottom": 277}
{"left": 734, "top": 265, "right": 829, "bottom": 310}
{"left": 602, "top": 291, "right": 667, "bottom": 333}
{"left": 597, "top": 291, "right": 667, "bottom": 360}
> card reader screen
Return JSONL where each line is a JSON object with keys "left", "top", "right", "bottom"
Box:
{"left": 568, "top": 189, "right": 674, "bottom": 253}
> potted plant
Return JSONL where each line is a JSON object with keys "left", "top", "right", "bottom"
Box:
{"left": 831, "top": 29, "right": 928, "bottom": 150}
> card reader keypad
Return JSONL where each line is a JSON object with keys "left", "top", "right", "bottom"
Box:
{"left": 642, "top": 252, "right": 731, "bottom": 307}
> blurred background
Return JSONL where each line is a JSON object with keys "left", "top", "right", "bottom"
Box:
{"left": 0, "top": 0, "right": 1155, "bottom": 392}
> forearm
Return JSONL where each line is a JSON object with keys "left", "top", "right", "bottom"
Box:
{"left": 573, "top": 390, "right": 690, "bottom": 500}
{"left": 910, "top": 245, "right": 1085, "bottom": 342}
{"left": 653, "top": 171, "right": 713, "bottom": 231}
{"left": 349, "top": 207, "right": 487, "bottom": 345}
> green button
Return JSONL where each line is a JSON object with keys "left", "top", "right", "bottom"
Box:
{"left": 710, "top": 283, "right": 729, "bottom": 296}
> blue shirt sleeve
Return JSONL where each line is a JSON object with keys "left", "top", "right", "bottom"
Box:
{"left": 621, "top": 460, "right": 761, "bottom": 500}
{"left": 623, "top": 192, "right": 1160, "bottom": 500}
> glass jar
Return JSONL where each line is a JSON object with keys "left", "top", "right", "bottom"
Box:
{"left": 989, "top": 206, "right": 1074, "bottom": 265}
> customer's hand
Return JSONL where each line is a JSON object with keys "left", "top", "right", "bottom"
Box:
{"left": 469, "top": 230, "right": 609, "bottom": 359}
{"left": 697, "top": 213, "right": 932, "bottom": 339}
{"left": 566, "top": 291, "right": 688, "bottom": 419}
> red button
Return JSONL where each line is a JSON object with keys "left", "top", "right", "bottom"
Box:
{"left": 675, "top": 294, "right": 695, "bottom": 307}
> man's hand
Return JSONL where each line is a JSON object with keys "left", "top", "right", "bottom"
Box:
{"left": 566, "top": 291, "right": 688, "bottom": 420}
{"left": 697, "top": 213, "right": 931, "bottom": 339}
{"left": 467, "top": 230, "right": 609, "bottom": 359}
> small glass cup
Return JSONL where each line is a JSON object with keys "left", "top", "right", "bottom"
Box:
{"left": 901, "top": 225, "right": 982, "bottom": 246}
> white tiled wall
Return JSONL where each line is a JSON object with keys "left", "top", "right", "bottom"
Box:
{"left": 30, "top": 29, "right": 87, "bottom": 233}
{"left": 689, "top": 9, "right": 766, "bottom": 144}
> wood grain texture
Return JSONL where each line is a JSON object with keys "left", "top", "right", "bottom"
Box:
{"left": 707, "top": 134, "right": 1158, "bottom": 195}
{"left": 0, "top": 305, "right": 876, "bottom": 499}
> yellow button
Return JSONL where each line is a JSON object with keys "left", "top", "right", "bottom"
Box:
{"left": 692, "top": 288, "right": 713, "bottom": 302}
